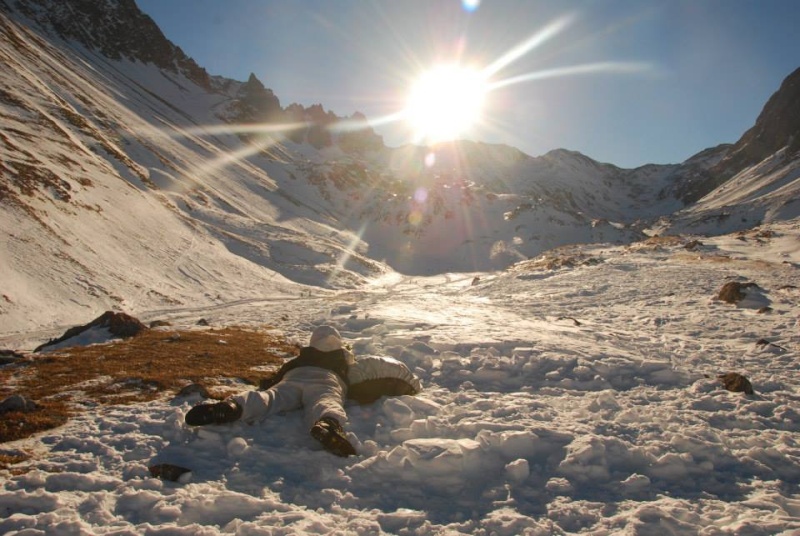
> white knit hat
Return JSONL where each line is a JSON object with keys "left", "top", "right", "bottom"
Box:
{"left": 309, "top": 325, "right": 343, "bottom": 352}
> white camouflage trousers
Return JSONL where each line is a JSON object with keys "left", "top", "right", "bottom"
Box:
{"left": 233, "top": 367, "right": 347, "bottom": 428}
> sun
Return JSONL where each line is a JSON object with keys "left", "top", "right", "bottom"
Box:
{"left": 405, "top": 64, "right": 488, "bottom": 143}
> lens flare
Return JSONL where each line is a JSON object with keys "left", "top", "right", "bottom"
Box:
{"left": 157, "top": 10, "right": 653, "bottom": 207}
{"left": 488, "top": 61, "right": 652, "bottom": 91}
{"left": 398, "top": 12, "right": 653, "bottom": 148}
{"left": 424, "top": 152, "right": 436, "bottom": 168}
{"left": 405, "top": 65, "right": 487, "bottom": 143}
{"left": 462, "top": 0, "right": 480, "bottom": 12}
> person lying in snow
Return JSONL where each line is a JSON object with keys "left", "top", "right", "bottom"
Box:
{"left": 185, "top": 325, "right": 357, "bottom": 457}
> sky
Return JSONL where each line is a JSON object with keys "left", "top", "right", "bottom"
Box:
{"left": 134, "top": 0, "right": 800, "bottom": 168}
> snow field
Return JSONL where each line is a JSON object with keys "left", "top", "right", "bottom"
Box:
{"left": 2, "top": 224, "right": 800, "bottom": 534}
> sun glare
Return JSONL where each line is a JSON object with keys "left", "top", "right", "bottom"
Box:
{"left": 185, "top": 12, "right": 652, "bottom": 178}
{"left": 405, "top": 65, "right": 487, "bottom": 143}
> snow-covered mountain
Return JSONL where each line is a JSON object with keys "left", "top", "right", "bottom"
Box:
{"left": 660, "top": 67, "right": 800, "bottom": 235}
{"left": 1, "top": 0, "right": 798, "bottom": 335}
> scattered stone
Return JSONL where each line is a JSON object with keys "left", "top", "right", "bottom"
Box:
{"left": 0, "top": 350, "right": 25, "bottom": 365}
{"left": 196, "top": 318, "right": 210, "bottom": 326}
{"left": 557, "top": 316, "right": 582, "bottom": 326}
{"left": 718, "top": 372, "right": 754, "bottom": 395}
{"left": 684, "top": 240, "right": 703, "bottom": 251}
{"left": 175, "top": 383, "right": 210, "bottom": 399}
{"left": 471, "top": 276, "right": 481, "bottom": 286}
{"left": 716, "top": 281, "right": 759, "bottom": 304}
{"left": 755, "top": 339, "right": 786, "bottom": 353}
{"left": 0, "top": 394, "right": 38, "bottom": 414}
{"left": 754, "top": 229, "right": 774, "bottom": 239}
{"left": 407, "top": 341, "right": 438, "bottom": 355}
{"left": 757, "top": 306, "right": 772, "bottom": 314}
{"left": 149, "top": 463, "right": 191, "bottom": 482}
{"left": 149, "top": 320, "right": 172, "bottom": 328}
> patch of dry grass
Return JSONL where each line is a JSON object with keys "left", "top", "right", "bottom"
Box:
{"left": 0, "top": 452, "right": 30, "bottom": 472}
{"left": 626, "top": 235, "right": 686, "bottom": 252}
{"left": 0, "top": 327, "right": 296, "bottom": 445}
{"left": 512, "top": 252, "right": 603, "bottom": 273}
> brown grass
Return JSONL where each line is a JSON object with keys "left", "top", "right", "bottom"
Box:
{"left": 626, "top": 235, "right": 686, "bottom": 252}
{"left": 0, "top": 327, "right": 296, "bottom": 445}
{"left": 512, "top": 252, "right": 603, "bottom": 273}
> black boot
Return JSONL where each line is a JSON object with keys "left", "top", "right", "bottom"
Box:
{"left": 310, "top": 417, "right": 356, "bottom": 457}
{"left": 185, "top": 399, "right": 242, "bottom": 426}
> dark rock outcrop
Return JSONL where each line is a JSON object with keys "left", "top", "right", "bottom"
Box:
{"left": 0, "top": 349, "right": 25, "bottom": 365}
{"left": 149, "top": 463, "right": 191, "bottom": 482}
{"left": 716, "top": 281, "right": 760, "bottom": 304}
{"left": 713, "top": 67, "right": 800, "bottom": 179}
{"left": 718, "top": 372, "right": 754, "bottom": 395}
{"left": 34, "top": 311, "right": 147, "bottom": 352}
{"left": 5, "top": 0, "right": 211, "bottom": 89}
{"left": 665, "top": 67, "right": 800, "bottom": 204}
{"left": 233, "top": 73, "right": 284, "bottom": 125}
{"left": 0, "top": 394, "right": 38, "bottom": 413}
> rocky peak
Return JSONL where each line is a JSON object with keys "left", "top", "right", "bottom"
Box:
{"left": 713, "top": 66, "right": 800, "bottom": 177}
{"left": 3, "top": 0, "right": 210, "bottom": 89}
{"left": 283, "top": 103, "right": 382, "bottom": 152}
{"left": 234, "top": 72, "right": 282, "bottom": 122}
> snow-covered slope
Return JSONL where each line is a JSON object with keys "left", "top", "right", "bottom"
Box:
{"left": 0, "top": 6, "right": 386, "bottom": 334}
{"left": 1, "top": 220, "right": 798, "bottom": 535}
{"left": 658, "top": 66, "right": 800, "bottom": 236}
{"left": 661, "top": 149, "right": 800, "bottom": 236}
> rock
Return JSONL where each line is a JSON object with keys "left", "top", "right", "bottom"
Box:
{"left": 712, "top": 67, "right": 800, "bottom": 179}
{"left": 718, "top": 372, "right": 754, "bottom": 395}
{"left": 149, "top": 320, "right": 172, "bottom": 328}
{"left": 0, "top": 349, "right": 25, "bottom": 365}
{"left": 716, "top": 281, "right": 759, "bottom": 304}
{"left": 0, "top": 394, "right": 38, "bottom": 414}
{"left": 557, "top": 316, "right": 582, "bottom": 326}
{"left": 102, "top": 312, "right": 148, "bottom": 337}
{"left": 196, "top": 318, "right": 210, "bottom": 326}
{"left": 755, "top": 339, "right": 786, "bottom": 353}
{"left": 34, "top": 311, "right": 147, "bottom": 352}
{"left": 407, "top": 341, "right": 438, "bottom": 355}
{"left": 175, "top": 383, "right": 210, "bottom": 399}
{"left": 149, "top": 463, "right": 191, "bottom": 482}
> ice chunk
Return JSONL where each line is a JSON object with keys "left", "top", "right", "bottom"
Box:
{"left": 383, "top": 398, "right": 415, "bottom": 427}
{"left": 227, "top": 437, "right": 248, "bottom": 457}
{"left": 505, "top": 459, "right": 530, "bottom": 483}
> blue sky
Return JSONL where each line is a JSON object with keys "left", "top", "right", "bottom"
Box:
{"left": 135, "top": 0, "right": 799, "bottom": 168}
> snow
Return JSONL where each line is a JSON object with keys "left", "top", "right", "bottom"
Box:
{"left": 2, "top": 221, "right": 800, "bottom": 535}
{"left": 1, "top": 4, "right": 800, "bottom": 534}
